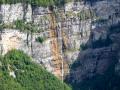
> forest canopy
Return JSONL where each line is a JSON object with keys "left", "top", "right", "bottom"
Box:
{"left": 0, "top": 49, "right": 71, "bottom": 90}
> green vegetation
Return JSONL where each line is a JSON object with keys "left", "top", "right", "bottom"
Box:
{"left": 14, "top": 20, "right": 25, "bottom": 31}
{"left": 31, "top": 0, "right": 57, "bottom": 7}
{"left": 35, "top": 36, "right": 45, "bottom": 43}
{"left": 14, "top": 20, "right": 40, "bottom": 33}
{"left": 0, "top": 0, "right": 72, "bottom": 7}
{"left": 0, "top": 0, "right": 55, "bottom": 6}
{"left": 1, "top": 20, "right": 41, "bottom": 33}
{"left": 0, "top": 49, "right": 71, "bottom": 90}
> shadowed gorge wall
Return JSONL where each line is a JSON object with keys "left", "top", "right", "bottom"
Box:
{"left": 65, "top": 0, "right": 120, "bottom": 89}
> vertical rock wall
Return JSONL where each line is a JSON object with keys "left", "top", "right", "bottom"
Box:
{"left": 0, "top": 0, "right": 119, "bottom": 78}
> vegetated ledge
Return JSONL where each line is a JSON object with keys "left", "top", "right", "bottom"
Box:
{"left": 0, "top": 0, "right": 73, "bottom": 7}
{"left": 0, "top": 49, "right": 71, "bottom": 90}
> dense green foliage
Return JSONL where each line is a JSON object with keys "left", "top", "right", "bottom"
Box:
{"left": 0, "top": 0, "right": 72, "bottom": 7}
{"left": 0, "top": 49, "right": 71, "bottom": 90}
{"left": 0, "top": 0, "right": 55, "bottom": 6}
{"left": 35, "top": 36, "right": 45, "bottom": 43}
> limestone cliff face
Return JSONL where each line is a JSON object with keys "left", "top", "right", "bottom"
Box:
{"left": 0, "top": 3, "right": 32, "bottom": 23}
{"left": 0, "top": 1, "right": 91, "bottom": 78}
{"left": 0, "top": 0, "right": 120, "bottom": 79}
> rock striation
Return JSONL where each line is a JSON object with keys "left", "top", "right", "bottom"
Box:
{"left": 0, "top": 0, "right": 120, "bottom": 79}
